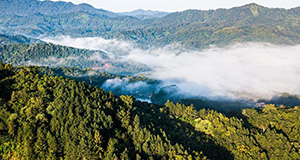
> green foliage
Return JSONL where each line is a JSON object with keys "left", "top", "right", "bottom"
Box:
{"left": 165, "top": 100, "right": 300, "bottom": 159}
{"left": 0, "top": 63, "right": 206, "bottom": 159}
{"left": 195, "top": 120, "right": 213, "bottom": 135}
{"left": 1, "top": 62, "right": 300, "bottom": 159}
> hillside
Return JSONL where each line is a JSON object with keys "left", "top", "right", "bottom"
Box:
{"left": 1, "top": 61, "right": 300, "bottom": 159}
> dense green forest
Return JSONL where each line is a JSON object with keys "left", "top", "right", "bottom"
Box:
{"left": 2, "top": 2, "right": 300, "bottom": 48}
{"left": 1, "top": 60, "right": 300, "bottom": 159}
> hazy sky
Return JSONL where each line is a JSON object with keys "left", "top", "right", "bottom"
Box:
{"left": 47, "top": 0, "right": 300, "bottom": 12}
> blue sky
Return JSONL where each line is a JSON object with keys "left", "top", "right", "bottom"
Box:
{"left": 47, "top": 0, "right": 300, "bottom": 12}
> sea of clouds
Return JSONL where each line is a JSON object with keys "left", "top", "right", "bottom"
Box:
{"left": 42, "top": 36, "right": 300, "bottom": 100}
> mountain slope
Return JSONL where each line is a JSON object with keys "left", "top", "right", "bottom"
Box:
{"left": 0, "top": 0, "right": 116, "bottom": 17}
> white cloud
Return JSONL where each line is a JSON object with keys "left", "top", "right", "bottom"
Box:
{"left": 126, "top": 43, "right": 300, "bottom": 99}
{"left": 43, "top": 36, "right": 300, "bottom": 100}
{"left": 42, "top": 36, "right": 135, "bottom": 57}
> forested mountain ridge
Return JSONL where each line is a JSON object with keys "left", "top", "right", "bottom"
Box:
{"left": 0, "top": 11, "right": 140, "bottom": 37}
{"left": 0, "top": 0, "right": 116, "bottom": 17}
{"left": 129, "top": 3, "right": 300, "bottom": 47}
{"left": 0, "top": 34, "right": 42, "bottom": 45}
{"left": 0, "top": 43, "right": 149, "bottom": 74}
{"left": 1, "top": 60, "right": 300, "bottom": 159}
{"left": 1, "top": 3, "right": 300, "bottom": 48}
{"left": 0, "top": 61, "right": 209, "bottom": 159}
{"left": 0, "top": 43, "right": 107, "bottom": 65}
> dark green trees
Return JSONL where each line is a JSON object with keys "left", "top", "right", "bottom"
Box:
{"left": 1, "top": 61, "right": 300, "bottom": 159}
{"left": 0, "top": 63, "right": 206, "bottom": 159}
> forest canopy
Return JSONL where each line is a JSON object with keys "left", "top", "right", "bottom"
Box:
{"left": 1, "top": 60, "right": 300, "bottom": 159}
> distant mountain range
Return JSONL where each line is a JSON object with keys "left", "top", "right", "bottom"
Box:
{"left": 1, "top": 0, "right": 300, "bottom": 49}
{"left": 119, "top": 9, "right": 169, "bottom": 19}
{"left": 0, "top": 0, "right": 117, "bottom": 17}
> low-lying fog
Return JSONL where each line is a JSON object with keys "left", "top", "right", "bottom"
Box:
{"left": 43, "top": 36, "right": 300, "bottom": 101}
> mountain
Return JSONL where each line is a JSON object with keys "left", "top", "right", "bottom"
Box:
{"left": 0, "top": 34, "right": 42, "bottom": 44}
{"left": 1, "top": 3, "right": 300, "bottom": 48}
{"left": 0, "top": 11, "right": 140, "bottom": 37}
{"left": 1, "top": 60, "right": 300, "bottom": 159}
{"left": 117, "top": 3, "right": 300, "bottom": 48}
{"left": 0, "top": 0, "right": 117, "bottom": 17}
{"left": 0, "top": 62, "right": 207, "bottom": 159}
{"left": 119, "top": 9, "right": 169, "bottom": 19}
{"left": 133, "top": 3, "right": 300, "bottom": 48}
